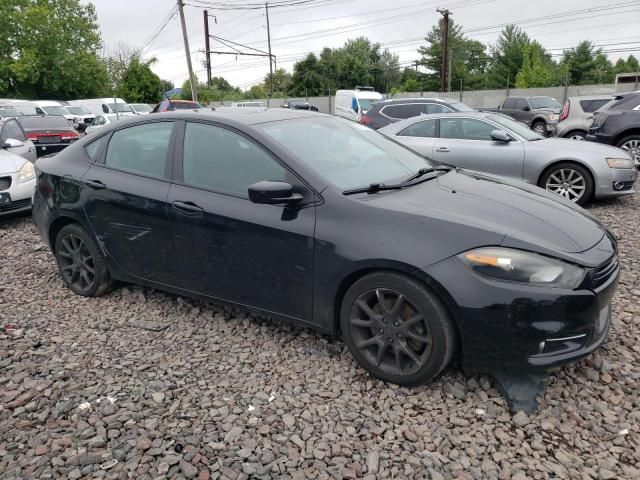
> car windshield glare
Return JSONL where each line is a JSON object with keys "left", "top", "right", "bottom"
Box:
{"left": 67, "top": 107, "right": 90, "bottom": 115}
{"left": 529, "top": 97, "right": 561, "bottom": 109}
{"left": 487, "top": 114, "right": 543, "bottom": 141}
{"left": 132, "top": 104, "right": 152, "bottom": 112}
{"left": 43, "top": 106, "right": 68, "bottom": 116}
{"left": 108, "top": 103, "right": 134, "bottom": 113}
{"left": 257, "top": 117, "right": 432, "bottom": 190}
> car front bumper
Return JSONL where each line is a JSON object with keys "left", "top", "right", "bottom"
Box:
{"left": 0, "top": 173, "right": 35, "bottom": 216}
{"left": 424, "top": 252, "right": 619, "bottom": 376}
{"left": 594, "top": 167, "right": 637, "bottom": 198}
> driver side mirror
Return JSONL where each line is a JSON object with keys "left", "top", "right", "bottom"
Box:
{"left": 490, "top": 130, "right": 511, "bottom": 142}
{"left": 248, "top": 181, "right": 303, "bottom": 205}
{"left": 522, "top": 105, "right": 531, "bottom": 111}
{"left": 1, "top": 138, "right": 24, "bottom": 149}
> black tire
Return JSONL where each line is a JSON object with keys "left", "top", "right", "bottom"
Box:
{"left": 615, "top": 134, "right": 640, "bottom": 169}
{"left": 565, "top": 130, "right": 586, "bottom": 140}
{"left": 539, "top": 162, "right": 594, "bottom": 206}
{"left": 54, "top": 223, "right": 113, "bottom": 297}
{"left": 340, "top": 272, "right": 457, "bottom": 386}
{"left": 532, "top": 121, "right": 547, "bottom": 137}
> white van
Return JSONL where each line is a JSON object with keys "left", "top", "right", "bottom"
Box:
{"left": 334, "top": 88, "right": 383, "bottom": 122}
{"left": 68, "top": 98, "right": 136, "bottom": 117}
{"left": 33, "top": 100, "right": 82, "bottom": 128}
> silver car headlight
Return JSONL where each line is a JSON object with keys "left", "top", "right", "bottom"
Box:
{"left": 606, "top": 157, "right": 634, "bottom": 169}
{"left": 19, "top": 161, "right": 35, "bottom": 183}
{"left": 458, "top": 247, "right": 584, "bottom": 289}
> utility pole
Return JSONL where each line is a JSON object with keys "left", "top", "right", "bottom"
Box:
{"left": 447, "top": 54, "right": 452, "bottom": 93}
{"left": 178, "top": 0, "right": 198, "bottom": 102}
{"left": 437, "top": 8, "right": 451, "bottom": 93}
{"left": 204, "top": 10, "right": 212, "bottom": 87}
{"left": 265, "top": 2, "right": 273, "bottom": 106}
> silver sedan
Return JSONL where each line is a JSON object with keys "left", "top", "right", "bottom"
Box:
{"left": 379, "top": 111, "right": 637, "bottom": 205}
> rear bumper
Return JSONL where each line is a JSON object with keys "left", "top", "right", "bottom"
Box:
{"left": 34, "top": 144, "right": 71, "bottom": 157}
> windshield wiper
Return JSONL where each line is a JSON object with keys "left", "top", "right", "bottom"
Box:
{"left": 402, "top": 165, "right": 453, "bottom": 183}
{"left": 343, "top": 168, "right": 450, "bottom": 195}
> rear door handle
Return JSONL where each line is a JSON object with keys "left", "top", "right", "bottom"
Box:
{"left": 436, "top": 147, "right": 450, "bottom": 153}
{"left": 85, "top": 179, "right": 106, "bottom": 189}
{"left": 172, "top": 200, "right": 204, "bottom": 215}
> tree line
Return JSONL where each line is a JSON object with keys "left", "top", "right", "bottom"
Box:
{"left": 2, "top": 0, "right": 637, "bottom": 103}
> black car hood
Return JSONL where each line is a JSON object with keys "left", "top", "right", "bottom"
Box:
{"left": 365, "top": 170, "right": 606, "bottom": 259}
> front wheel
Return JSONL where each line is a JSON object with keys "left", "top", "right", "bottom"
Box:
{"left": 616, "top": 135, "right": 640, "bottom": 169}
{"left": 566, "top": 131, "right": 586, "bottom": 140}
{"left": 539, "top": 162, "right": 593, "bottom": 206}
{"left": 532, "top": 121, "right": 547, "bottom": 137}
{"left": 55, "top": 223, "right": 113, "bottom": 297}
{"left": 340, "top": 272, "right": 457, "bottom": 386}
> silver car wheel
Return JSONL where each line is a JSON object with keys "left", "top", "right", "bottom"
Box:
{"left": 545, "top": 168, "right": 586, "bottom": 202}
{"left": 569, "top": 133, "right": 585, "bottom": 140}
{"left": 533, "top": 123, "right": 546, "bottom": 136}
{"left": 620, "top": 139, "right": 640, "bottom": 167}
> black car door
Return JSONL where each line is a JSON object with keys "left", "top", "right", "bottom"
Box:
{"left": 81, "top": 120, "right": 177, "bottom": 283}
{"left": 166, "top": 120, "right": 316, "bottom": 321}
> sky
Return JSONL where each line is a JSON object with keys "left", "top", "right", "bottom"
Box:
{"left": 90, "top": 0, "right": 640, "bottom": 90}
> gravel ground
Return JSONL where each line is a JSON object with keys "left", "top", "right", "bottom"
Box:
{"left": 1, "top": 193, "right": 639, "bottom": 480}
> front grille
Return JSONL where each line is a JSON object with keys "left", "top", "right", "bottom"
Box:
{"left": 0, "top": 176, "right": 11, "bottom": 191}
{"left": 0, "top": 198, "right": 31, "bottom": 212}
{"left": 591, "top": 256, "right": 619, "bottom": 289}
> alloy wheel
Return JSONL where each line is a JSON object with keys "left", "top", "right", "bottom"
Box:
{"left": 620, "top": 139, "right": 640, "bottom": 168}
{"left": 348, "top": 288, "right": 433, "bottom": 376}
{"left": 545, "top": 168, "right": 586, "bottom": 202}
{"left": 533, "top": 124, "right": 546, "bottom": 136}
{"left": 58, "top": 233, "right": 96, "bottom": 293}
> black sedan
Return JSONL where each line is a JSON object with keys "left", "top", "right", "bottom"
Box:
{"left": 32, "top": 109, "right": 618, "bottom": 403}
{"left": 17, "top": 115, "right": 80, "bottom": 157}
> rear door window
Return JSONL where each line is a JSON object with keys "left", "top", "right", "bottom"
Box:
{"left": 398, "top": 119, "right": 437, "bottom": 137}
{"left": 579, "top": 99, "right": 610, "bottom": 113}
{"left": 105, "top": 122, "right": 174, "bottom": 178}
{"left": 426, "top": 103, "right": 452, "bottom": 114}
{"left": 382, "top": 104, "right": 423, "bottom": 119}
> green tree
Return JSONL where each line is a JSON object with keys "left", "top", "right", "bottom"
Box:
{"left": 417, "top": 19, "right": 488, "bottom": 91}
{"left": 159, "top": 79, "right": 175, "bottom": 94}
{"left": 561, "top": 41, "right": 613, "bottom": 85}
{"left": 486, "top": 25, "right": 531, "bottom": 88}
{"left": 1, "top": 0, "right": 109, "bottom": 99}
{"left": 247, "top": 84, "right": 266, "bottom": 99}
{"left": 264, "top": 68, "right": 292, "bottom": 97}
{"left": 116, "top": 56, "right": 162, "bottom": 103}
{"left": 515, "top": 42, "right": 557, "bottom": 88}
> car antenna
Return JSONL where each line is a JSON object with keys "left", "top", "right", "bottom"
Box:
{"left": 164, "top": 92, "right": 176, "bottom": 111}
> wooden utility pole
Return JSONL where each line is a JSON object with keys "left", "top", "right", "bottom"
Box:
{"left": 437, "top": 8, "right": 451, "bottom": 93}
{"left": 265, "top": 2, "right": 273, "bottom": 106}
{"left": 204, "top": 10, "right": 212, "bottom": 87}
{"left": 178, "top": 0, "right": 198, "bottom": 102}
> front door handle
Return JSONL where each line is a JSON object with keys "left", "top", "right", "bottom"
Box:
{"left": 436, "top": 147, "right": 450, "bottom": 153}
{"left": 85, "top": 179, "right": 106, "bottom": 189}
{"left": 172, "top": 200, "right": 204, "bottom": 215}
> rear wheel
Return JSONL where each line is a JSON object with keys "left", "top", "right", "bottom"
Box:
{"left": 55, "top": 223, "right": 112, "bottom": 297}
{"left": 340, "top": 272, "right": 457, "bottom": 386}
{"left": 616, "top": 135, "right": 640, "bottom": 169}
{"left": 532, "top": 121, "right": 547, "bottom": 137}
{"left": 539, "top": 162, "right": 593, "bottom": 205}
{"left": 565, "top": 130, "right": 586, "bottom": 140}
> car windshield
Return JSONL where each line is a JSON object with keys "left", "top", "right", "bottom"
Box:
{"left": 358, "top": 98, "right": 379, "bottom": 113}
{"left": 0, "top": 107, "right": 22, "bottom": 117}
{"left": 42, "top": 106, "right": 68, "bottom": 116}
{"left": 131, "top": 103, "right": 152, "bottom": 112}
{"left": 19, "top": 116, "right": 71, "bottom": 129}
{"left": 67, "top": 106, "right": 90, "bottom": 115}
{"left": 487, "top": 114, "right": 543, "bottom": 141}
{"left": 257, "top": 116, "right": 432, "bottom": 190}
{"left": 449, "top": 102, "right": 475, "bottom": 112}
{"left": 529, "top": 97, "right": 561, "bottom": 109}
{"left": 108, "top": 103, "right": 134, "bottom": 113}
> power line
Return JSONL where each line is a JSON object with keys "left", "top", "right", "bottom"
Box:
{"left": 140, "top": 5, "right": 179, "bottom": 53}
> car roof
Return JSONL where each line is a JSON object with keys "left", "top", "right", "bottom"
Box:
{"left": 377, "top": 97, "right": 459, "bottom": 105}
{"left": 567, "top": 94, "right": 615, "bottom": 100}
{"left": 110, "top": 108, "right": 328, "bottom": 128}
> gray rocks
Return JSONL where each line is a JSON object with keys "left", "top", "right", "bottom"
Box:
{"left": 1, "top": 194, "right": 639, "bottom": 479}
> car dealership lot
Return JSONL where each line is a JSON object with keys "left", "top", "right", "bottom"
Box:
{"left": 1, "top": 194, "right": 639, "bottom": 480}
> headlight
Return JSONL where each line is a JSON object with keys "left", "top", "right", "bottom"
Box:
{"left": 606, "top": 157, "right": 633, "bottom": 169}
{"left": 547, "top": 114, "right": 558, "bottom": 121}
{"left": 19, "top": 161, "right": 35, "bottom": 183}
{"left": 458, "top": 247, "right": 584, "bottom": 289}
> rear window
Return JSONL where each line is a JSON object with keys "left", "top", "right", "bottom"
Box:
{"left": 19, "top": 116, "right": 72, "bottom": 129}
{"left": 609, "top": 94, "right": 640, "bottom": 111}
{"left": 174, "top": 102, "right": 202, "bottom": 110}
{"left": 579, "top": 99, "right": 611, "bottom": 113}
